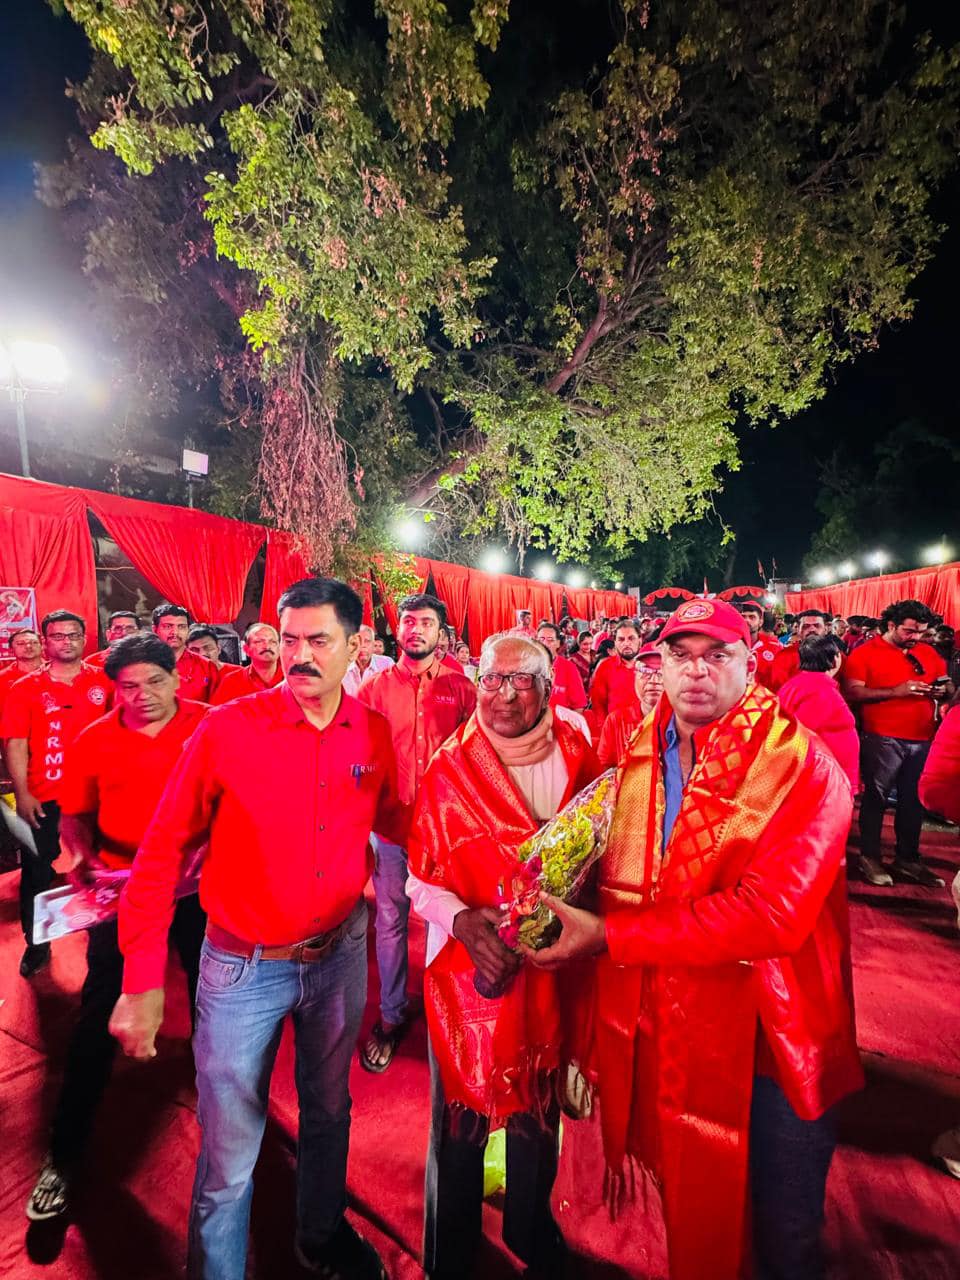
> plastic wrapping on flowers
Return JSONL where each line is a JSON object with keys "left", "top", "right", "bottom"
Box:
{"left": 498, "top": 770, "right": 617, "bottom": 951}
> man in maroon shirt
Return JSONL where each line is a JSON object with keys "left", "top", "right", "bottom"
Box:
{"left": 26, "top": 632, "right": 208, "bottom": 1222}
{"left": 2, "top": 610, "right": 111, "bottom": 977}
{"left": 590, "top": 618, "right": 642, "bottom": 723}
{"left": 111, "top": 578, "right": 402, "bottom": 1280}
{"left": 152, "top": 603, "right": 220, "bottom": 702}
{"left": 842, "top": 599, "right": 950, "bottom": 887}
{"left": 358, "top": 593, "right": 476, "bottom": 1071}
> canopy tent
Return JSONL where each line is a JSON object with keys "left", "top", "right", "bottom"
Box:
{"left": 785, "top": 563, "right": 960, "bottom": 623}
{"left": 0, "top": 473, "right": 636, "bottom": 648}
{"left": 642, "top": 586, "right": 696, "bottom": 607}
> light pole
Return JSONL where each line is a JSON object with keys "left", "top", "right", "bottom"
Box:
{"left": 0, "top": 340, "right": 69, "bottom": 478}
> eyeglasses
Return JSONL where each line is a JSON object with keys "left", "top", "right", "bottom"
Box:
{"left": 478, "top": 671, "right": 540, "bottom": 692}
{"left": 46, "top": 631, "right": 83, "bottom": 642}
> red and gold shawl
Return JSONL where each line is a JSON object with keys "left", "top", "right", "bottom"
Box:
{"left": 597, "top": 683, "right": 810, "bottom": 1280}
{"left": 408, "top": 713, "right": 599, "bottom": 1121}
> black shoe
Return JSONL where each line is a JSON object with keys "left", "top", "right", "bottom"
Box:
{"left": 857, "top": 856, "right": 893, "bottom": 887}
{"left": 20, "top": 943, "right": 50, "bottom": 978}
{"left": 295, "top": 1220, "right": 386, "bottom": 1279}
{"left": 894, "top": 861, "right": 945, "bottom": 888}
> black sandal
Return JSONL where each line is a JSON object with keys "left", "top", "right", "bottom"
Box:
{"left": 358, "top": 1019, "right": 405, "bottom": 1073}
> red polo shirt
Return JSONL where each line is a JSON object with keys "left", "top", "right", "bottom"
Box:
{"left": 549, "top": 653, "right": 588, "bottom": 711}
{"left": 60, "top": 699, "right": 209, "bottom": 868}
{"left": 589, "top": 654, "right": 639, "bottom": 722}
{"left": 597, "top": 703, "right": 643, "bottom": 769}
{"left": 211, "top": 663, "right": 284, "bottom": 705}
{"left": 752, "top": 632, "right": 781, "bottom": 688}
{"left": 1, "top": 664, "right": 113, "bottom": 803}
{"left": 842, "top": 637, "right": 945, "bottom": 741}
{"left": 359, "top": 656, "right": 476, "bottom": 808}
{"left": 119, "top": 684, "right": 405, "bottom": 991}
{"left": 172, "top": 648, "right": 220, "bottom": 703}
{"left": 0, "top": 661, "right": 41, "bottom": 712}
{"left": 768, "top": 644, "right": 801, "bottom": 692}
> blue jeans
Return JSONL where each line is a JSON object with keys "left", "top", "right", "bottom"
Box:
{"left": 370, "top": 834, "right": 410, "bottom": 1026}
{"left": 750, "top": 1076, "right": 838, "bottom": 1280}
{"left": 187, "top": 899, "right": 368, "bottom": 1280}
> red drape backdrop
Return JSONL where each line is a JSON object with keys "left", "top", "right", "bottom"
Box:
{"left": 260, "top": 530, "right": 311, "bottom": 623}
{"left": 85, "top": 490, "right": 265, "bottom": 622}
{"left": 785, "top": 564, "right": 960, "bottom": 624}
{"left": 0, "top": 475, "right": 98, "bottom": 652}
{"left": 425, "top": 560, "right": 471, "bottom": 636}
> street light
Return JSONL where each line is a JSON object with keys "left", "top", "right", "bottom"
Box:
{"left": 865, "top": 550, "right": 890, "bottom": 572}
{"left": 0, "top": 340, "right": 68, "bottom": 477}
{"left": 566, "top": 568, "right": 587, "bottom": 588}
{"left": 837, "top": 560, "right": 856, "bottom": 579}
{"left": 921, "top": 541, "right": 952, "bottom": 566}
{"left": 811, "top": 566, "right": 834, "bottom": 585}
{"left": 533, "top": 559, "right": 554, "bottom": 580}
{"left": 480, "top": 547, "right": 507, "bottom": 574}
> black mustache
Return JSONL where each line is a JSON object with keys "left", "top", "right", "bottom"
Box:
{"left": 288, "top": 664, "right": 322, "bottom": 676}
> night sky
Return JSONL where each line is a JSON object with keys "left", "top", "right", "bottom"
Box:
{"left": 2, "top": 0, "right": 959, "bottom": 587}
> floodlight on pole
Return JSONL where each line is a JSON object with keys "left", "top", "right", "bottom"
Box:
{"left": 837, "top": 560, "right": 856, "bottom": 579}
{"left": 0, "top": 339, "right": 68, "bottom": 478}
{"left": 480, "top": 547, "right": 508, "bottom": 574}
{"left": 810, "top": 567, "right": 834, "bottom": 586}
{"left": 921, "top": 541, "right": 951, "bottom": 566}
{"left": 566, "top": 568, "right": 587, "bottom": 588}
{"left": 614, "top": 580, "right": 624, "bottom": 590}
{"left": 533, "top": 559, "right": 554, "bottom": 580}
{"left": 865, "top": 550, "right": 890, "bottom": 572}
{"left": 395, "top": 517, "right": 425, "bottom": 548}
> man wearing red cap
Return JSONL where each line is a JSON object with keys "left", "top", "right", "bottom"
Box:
{"left": 527, "top": 596, "right": 863, "bottom": 1280}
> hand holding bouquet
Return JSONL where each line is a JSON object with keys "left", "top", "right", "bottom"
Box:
{"left": 499, "top": 770, "right": 617, "bottom": 952}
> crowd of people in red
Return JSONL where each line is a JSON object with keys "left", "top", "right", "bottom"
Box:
{"left": 1, "top": 583, "right": 958, "bottom": 1280}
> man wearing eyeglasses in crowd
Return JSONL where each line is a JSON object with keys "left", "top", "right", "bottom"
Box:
{"left": 2, "top": 610, "right": 111, "bottom": 977}
{"left": 86, "top": 611, "right": 141, "bottom": 668}
{"left": 407, "top": 632, "right": 599, "bottom": 1279}
{"left": 842, "top": 599, "right": 951, "bottom": 887}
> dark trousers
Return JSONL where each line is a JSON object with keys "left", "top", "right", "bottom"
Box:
{"left": 750, "top": 1076, "right": 837, "bottom": 1280}
{"left": 49, "top": 894, "right": 206, "bottom": 1167}
{"left": 423, "top": 1047, "right": 559, "bottom": 1277}
{"left": 20, "top": 800, "right": 61, "bottom": 946}
{"left": 858, "top": 733, "right": 931, "bottom": 863}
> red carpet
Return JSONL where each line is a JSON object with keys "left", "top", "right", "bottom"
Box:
{"left": 1, "top": 814, "right": 959, "bottom": 1279}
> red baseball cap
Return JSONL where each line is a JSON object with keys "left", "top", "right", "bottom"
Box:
{"left": 636, "top": 641, "right": 662, "bottom": 665}
{"left": 658, "top": 598, "right": 752, "bottom": 648}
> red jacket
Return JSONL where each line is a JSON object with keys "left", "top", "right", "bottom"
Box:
{"left": 604, "top": 724, "right": 862, "bottom": 1123}
{"left": 919, "top": 706, "right": 960, "bottom": 823}
{"left": 778, "top": 671, "right": 859, "bottom": 793}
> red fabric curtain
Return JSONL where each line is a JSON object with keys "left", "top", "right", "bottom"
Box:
{"left": 426, "top": 560, "right": 471, "bottom": 636}
{"left": 85, "top": 490, "right": 264, "bottom": 622}
{"left": 260, "top": 530, "right": 311, "bottom": 623}
{"left": 0, "top": 475, "right": 99, "bottom": 652}
{"left": 565, "top": 588, "right": 598, "bottom": 620}
{"left": 599, "top": 590, "right": 635, "bottom": 617}
{"left": 785, "top": 563, "right": 960, "bottom": 624}
{"left": 466, "top": 570, "right": 514, "bottom": 644}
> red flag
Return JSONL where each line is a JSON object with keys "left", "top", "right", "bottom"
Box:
{"left": 757, "top": 559, "right": 766, "bottom": 580}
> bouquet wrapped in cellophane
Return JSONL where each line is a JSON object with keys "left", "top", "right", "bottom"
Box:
{"left": 498, "top": 769, "right": 618, "bottom": 952}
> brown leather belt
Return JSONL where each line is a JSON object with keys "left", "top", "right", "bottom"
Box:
{"left": 206, "top": 916, "right": 349, "bottom": 963}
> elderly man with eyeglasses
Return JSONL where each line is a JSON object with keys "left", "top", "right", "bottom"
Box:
{"left": 406, "top": 632, "right": 599, "bottom": 1280}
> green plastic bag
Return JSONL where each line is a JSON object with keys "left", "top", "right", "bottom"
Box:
{"left": 483, "top": 1128, "right": 506, "bottom": 1197}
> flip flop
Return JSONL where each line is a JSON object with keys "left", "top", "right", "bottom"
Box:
{"left": 358, "top": 1019, "right": 406, "bottom": 1073}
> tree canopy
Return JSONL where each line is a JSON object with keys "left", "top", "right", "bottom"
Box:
{"left": 43, "top": 0, "right": 960, "bottom": 577}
